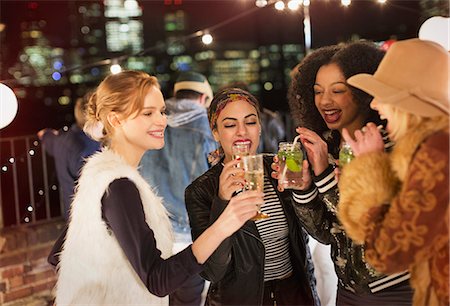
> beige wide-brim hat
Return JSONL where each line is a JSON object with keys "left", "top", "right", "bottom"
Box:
{"left": 348, "top": 38, "right": 450, "bottom": 117}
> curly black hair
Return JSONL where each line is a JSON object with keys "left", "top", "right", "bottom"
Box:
{"left": 288, "top": 44, "right": 340, "bottom": 131}
{"left": 288, "top": 41, "right": 385, "bottom": 157}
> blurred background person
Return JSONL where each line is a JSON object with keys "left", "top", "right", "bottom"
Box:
{"left": 186, "top": 88, "right": 319, "bottom": 306}
{"left": 140, "top": 71, "right": 217, "bottom": 306}
{"left": 37, "top": 89, "right": 101, "bottom": 221}
{"left": 277, "top": 41, "right": 414, "bottom": 305}
{"left": 338, "top": 38, "right": 449, "bottom": 306}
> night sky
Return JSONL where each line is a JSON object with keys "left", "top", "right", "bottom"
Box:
{"left": 0, "top": 0, "right": 423, "bottom": 137}
{"left": 0, "top": 0, "right": 422, "bottom": 68}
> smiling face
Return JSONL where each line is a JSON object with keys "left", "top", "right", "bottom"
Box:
{"left": 314, "top": 63, "right": 365, "bottom": 134}
{"left": 116, "top": 86, "right": 167, "bottom": 156}
{"left": 370, "top": 98, "right": 393, "bottom": 132}
{"left": 212, "top": 99, "right": 261, "bottom": 163}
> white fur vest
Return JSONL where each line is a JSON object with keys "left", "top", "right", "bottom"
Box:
{"left": 55, "top": 149, "right": 173, "bottom": 305}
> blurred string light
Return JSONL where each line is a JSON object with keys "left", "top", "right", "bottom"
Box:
{"left": 1, "top": 140, "right": 40, "bottom": 174}
{"left": 0, "top": 83, "right": 18, "bottom": 129}
{"left": 263, "top": 0, "right": 392, "bottom": 54}
{"left": 419, "top": 16, "right": 450, "bottom": 51}
{"left": 1, "top": 1, "right": 276, "bottom": 86}
{"left": 255, "top": 0, "right": 268, "bottom": 7}
{"left": 110, "top": 63, "right": 123, "bottom": 74}
{"left": 275, "top": 1, "right": 285, "bottom": 10}
{"left": 287, "top": 0, "right": 301, "bottom": 11}
{"left": 1, "top": 135, "right": 56, "bottom": 224}
{"left": 201, "top": 32, "right": 213, "bottom": 45}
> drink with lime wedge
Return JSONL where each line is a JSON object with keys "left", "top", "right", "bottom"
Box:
{"left": 339, "top": 143, "right": 354, "bottom": 168}
{"left": 278, "top": 142, "right": 303, "bottom": 190}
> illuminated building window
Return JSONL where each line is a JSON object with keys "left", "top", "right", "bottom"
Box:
{"left": 104, "top": 0, "right": 142, "bottom": 18}
{"left": 104, "top": 0, "right": 143, "bottom": 52}
{"left": 106, "top": 20, "right": 143, "bottom": 52}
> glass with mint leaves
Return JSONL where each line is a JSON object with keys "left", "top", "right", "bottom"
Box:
{"left": 338, "top": 142, "right": 355, "bottom": 168}
{"left": 278, "top": 141, "right": 303, "bottom": 190}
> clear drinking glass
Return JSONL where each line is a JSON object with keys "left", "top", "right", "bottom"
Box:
{"left": 339, "top": 142, "right": 354, "bottom": 168}
{"left": 277, "top": 142, "right": 304, "bottom": 190}
{"left": 232, "top": 143, "right": 250, "bottom": 179}
{"left": 241, "top": 154, "right": 269, "bottom": 221}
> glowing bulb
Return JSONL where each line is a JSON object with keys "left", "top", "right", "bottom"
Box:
{"left": 52, "top": 72, "right": 62, "bottom": 81}
{"left": 2, "top": 166, "right": 7, "bottom": 172}
{"left": 202, "top": 33, "right": 213, "bottom": 45}
{"left": 274, "top": 1, "right": 285, "bottom": 10}
{"left": 29, "top": 149, "right": 35, "bottom": 156}
{"left": 288, "top": 0, "right": 300, "bottom": 10}
{"left": 24, "top": 217, "right": 30, "bottom": 223}
{"left": 255, "top": 0, "right": 268, "bottom": 7}
{"left": 110, "top": 64, "right": 122, "bottom": 74}
{"left": 303, "top": 0, "right": 310, "bottom": 6}
{"left": 27, "top": 205, "right": 33, "bottom": 212}
{"left": 341, "top": 0, "right": 351, "bottom": 6}
{"left": 377, "top": 0, "right": 387, "bottom": 3}
{"left": 9, "top": 157, "right": 14, "bottom": 164}
{"left": 0, "top": 83, "right": 18, "bottom": 129}
{"left": 264, "top": 82, "right": 273, "bottom": 91}
{"left": 419, "top": 16, "right": 450, "bottom": 51}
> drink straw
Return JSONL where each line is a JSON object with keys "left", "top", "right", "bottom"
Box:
{"left": 279, "top": 135, "right": 301, "bottom": 184}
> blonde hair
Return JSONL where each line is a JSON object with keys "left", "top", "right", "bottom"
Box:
{"left": 74, "top": 89, "right": 95, "bottom": 129}
{"left": 84, "top": 71, "right": 160, "bottom": 145}
{"left": 382, "top": 102, "right": 448, "bottom": 141}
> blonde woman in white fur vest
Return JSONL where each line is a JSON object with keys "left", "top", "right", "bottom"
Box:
{"left": 54, "top": 70, "right": 262, "bottom": 305}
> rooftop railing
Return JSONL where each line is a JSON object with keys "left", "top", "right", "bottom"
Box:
{"left": 0, "top": 135, "right": 62, "bottom": 229}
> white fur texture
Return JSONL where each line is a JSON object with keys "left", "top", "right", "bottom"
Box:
{"left": 56, "top": 149, "right": 173, "bottom": 305}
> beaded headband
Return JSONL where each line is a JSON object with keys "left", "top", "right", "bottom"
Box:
{"left": 208, "top": 93, "right": 258, "bottom": 130}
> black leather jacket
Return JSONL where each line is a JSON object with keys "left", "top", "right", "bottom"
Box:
{"left": 185, "top": 156, "right": 319, "bottom": 306}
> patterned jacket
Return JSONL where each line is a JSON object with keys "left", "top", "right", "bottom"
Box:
{"left": 338, "top": 118, "right": 449, "bottom": 306}
{"left": 291, "top": 129, "right": 412, "bottom": 295}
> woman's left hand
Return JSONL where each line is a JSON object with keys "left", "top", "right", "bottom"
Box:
{"left": 342, "top": 123, "right": 384, "bottom": 156}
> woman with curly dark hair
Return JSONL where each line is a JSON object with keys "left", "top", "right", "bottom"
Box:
{"left": 277, "top": 42, "right": 414, "bottom": 305}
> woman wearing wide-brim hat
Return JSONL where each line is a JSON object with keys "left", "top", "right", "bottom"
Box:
{"left": 338, "top": 38, "right": 449, "bottom": 306}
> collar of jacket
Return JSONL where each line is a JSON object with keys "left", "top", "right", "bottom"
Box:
{"left": 390, "top": 117, "right": 448, "bottom": 180}
{"left": 166, "top": 98, "right": 207, "bottom": 127}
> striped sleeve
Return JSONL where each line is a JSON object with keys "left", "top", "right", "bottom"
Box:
{"left": 292, "top": 185, "right": 318, "bottom": 204}
{"left": 313, "top": 164, "right": 338, "bottom": 194}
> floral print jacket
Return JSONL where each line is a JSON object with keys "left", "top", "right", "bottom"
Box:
{"left": 338, "top": 118, "right": 449, "bottom": 306}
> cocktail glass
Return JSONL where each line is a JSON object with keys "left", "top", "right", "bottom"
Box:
{"left": 278, "top": 141, "right": 303, "bottom": 190}
{"left": 241, "top": 154, "right": 269, "bottom": 221}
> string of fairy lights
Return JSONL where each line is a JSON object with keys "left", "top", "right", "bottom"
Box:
{"left": 2, "top": 0, "right": 400, "bottom": 85}
{"left": 0, "top": 0, "right": 427, "bottom": 225}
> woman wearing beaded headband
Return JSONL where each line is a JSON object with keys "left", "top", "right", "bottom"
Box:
{"left": 185, "top": 87, "right": 319, "bottom": 306}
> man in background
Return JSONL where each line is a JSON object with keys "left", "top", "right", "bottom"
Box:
{"left": 140, "top": 71, "right": 217, "bottom": 306}
{"left": 38, "top": 90, "right": 100, "bottom": 220}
